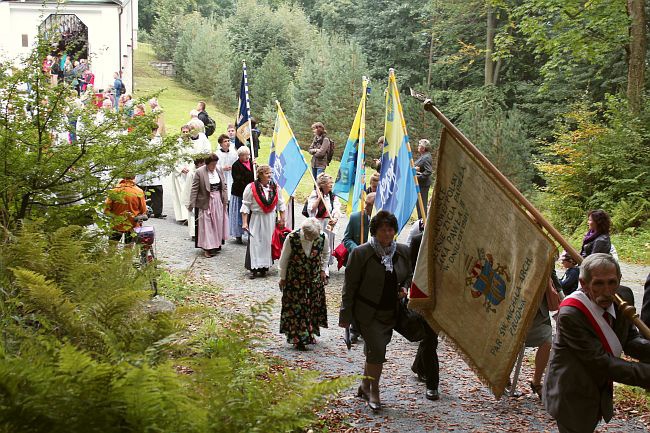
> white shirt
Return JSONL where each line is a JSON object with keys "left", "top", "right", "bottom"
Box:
{"left": 208, "top": 169, "right": 220, "bottom": 184}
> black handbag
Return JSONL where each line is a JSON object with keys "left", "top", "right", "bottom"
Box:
{"left": 394, "top": 298, "right": 428, "bottom": 342}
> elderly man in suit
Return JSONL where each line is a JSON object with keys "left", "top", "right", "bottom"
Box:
{"left": 414, "top": 139, "right": 434, "bottom": 219}
{"left": 544, "top": 253, "right": 650, "bottom": 433}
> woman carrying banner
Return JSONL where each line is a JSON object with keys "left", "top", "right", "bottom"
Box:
{"left": 307, "top": 173, "right": 341, "bottom": 276}
{"left": 339, "top": 211, "right": 412, "bottom": 412}
{"left": 278, "top": 217, "right": 329, "bottom": 350}
{"left": 241, "top": 164, "right": 285, "bottom": 279}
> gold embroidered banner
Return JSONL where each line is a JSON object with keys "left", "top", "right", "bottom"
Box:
{"left": 409, "top": 128, "right": 556, "bottom": 398}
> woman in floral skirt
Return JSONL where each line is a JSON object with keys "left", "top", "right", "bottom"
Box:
{"left": 278, "top": 217, "right": 329, "bottom": 350}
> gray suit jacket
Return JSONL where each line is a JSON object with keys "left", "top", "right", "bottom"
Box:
{"left": 189, "top": 165, "right": 228, "bottom": 210}
{"left": 339, "top": 242, "right": 412, "bottom": 326}
{"left": 414, "top": 152, "right": 433, "bottom": 187}
{"left": 544, "top": 286, "right": 650, "bottom": 433}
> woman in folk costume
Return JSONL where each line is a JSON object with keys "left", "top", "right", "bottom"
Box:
{"left": 230, "top": 146, "right": 255, "bottom": 244}
{"left": 182, "top": 156, "right": 205, "bottom": 241}
{"left": 278, "top": 217, "right": 329, "bottom": 351}
{"left": 241, "top": 164, "right": 285, "bottom": 279}
{"left": 188, "top": 153, "right": 229, "bottom": 257}
{"left": 307, "top": 172, "right": 341, "bottom": 275}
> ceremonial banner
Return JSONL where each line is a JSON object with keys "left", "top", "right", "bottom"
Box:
{"left": 409, "top": 128, "right": 556, "bottom": 398}
{"left": 374, "top": 70, "right": 419, "bottom": 233}
{"left": 334, "top": 78, "right": 368, "bottom": 214}
{"left": 235, "top": 64, "right": 251, "bottom": 150}
{"left": 269, "top": 101, "right": 308, "bottom": 202}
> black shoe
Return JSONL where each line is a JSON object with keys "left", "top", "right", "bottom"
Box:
{"left": 259, "top": 269, "right": 267, "bottom": 277}
{"left": 295, "top": 343, "right": 307, "bottom": 351}
{"left": 529, "top": 381, "right": 542, "bottom": 399}
{"left": 235, "top": 237, "right": 243, "bottom": 244}
{"left": 425, "top": 388, "right": 440, "bottom": 401}
{"left": 178, "top": 219, "right": 187, "bottom": 225}
{"left": 249, "top": 271, "right": 257, "bottom": 280}
{"left": 367, "top": 400, "right": 381, "bottom": 412}
{"left": 153, "top": 214, "right": 167, "bottom": 219}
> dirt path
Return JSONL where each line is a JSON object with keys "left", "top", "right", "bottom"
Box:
{"left": 148, "top": 183, "right": 649, "bottom": 432}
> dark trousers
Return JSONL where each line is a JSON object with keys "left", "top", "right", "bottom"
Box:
{"left": 417, "top": 184, "right": 430, "bottom": 219}
{"left": 395, "top": 307, "right": 440, "bottom": 390}
{"left": 140, "top": 185, "right": 163, "bottom": 216}
{"left": 411, "top": 320, "right": 440, "bottom": 390}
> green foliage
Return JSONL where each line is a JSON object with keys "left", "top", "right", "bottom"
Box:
{"left": 252, "top": 48, "right": 292, "bottom": 123}
{"left": 173, "top": 15, "right": 237, "bottom": 112}
{"left": 537, "top": 97, "right": 650, "bottom": 233}
{"left": 457, "top": 88, "right": 535, "bottom": 192}
{"left": 0, "top": 42, "right": 181, "bottom": 230}
{"left": 0, "top": 225, "right": 351, "bottom": 432}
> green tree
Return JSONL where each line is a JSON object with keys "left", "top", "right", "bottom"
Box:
{"left": 459, "top": 102, "right": 535, "bottom": 192}
{"left": 250, "top": 48, "right": 292, "bottom": 117}
{"left": 0, "top": 43, "right": 180, "bottom": 230}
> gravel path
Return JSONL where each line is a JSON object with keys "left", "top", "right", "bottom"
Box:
{"left": 147, "top": 181, "right": 649, "bottom": 432}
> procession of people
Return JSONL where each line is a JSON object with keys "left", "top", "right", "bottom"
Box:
{"left": 100, "top": 94, "right": 650, "bottom": 432}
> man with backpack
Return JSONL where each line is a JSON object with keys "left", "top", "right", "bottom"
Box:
{"left": 308, "top": 122, "right": 333, "bottom": 180}
{"left": 196, "top": 101, "right": 216, "bottom": 137}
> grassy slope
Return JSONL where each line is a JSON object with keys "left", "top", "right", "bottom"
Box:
{"left": 133, "top": 43, "right": 342, "bottom": 202}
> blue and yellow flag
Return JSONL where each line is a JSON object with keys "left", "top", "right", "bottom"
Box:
{"left": 235, "top": 64, "right": 251, "bottom": 149}
{"left": 269, "top": 101, "right": 308, "bottom": 201}
{"left": 374, "top": 69, "right": 419, "bottom": 233}
{"left": 334, "top": 78, "right": 369, "bottom": 214}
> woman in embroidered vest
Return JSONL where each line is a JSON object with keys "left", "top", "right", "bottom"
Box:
{"left": 241, "top": 164, "right": 286, "bottom": 279}
{"left": 278, "top": 218, "right": 329, "bottom": 350}
{"left": 230, "top": 146, "right": 254, "bottom": 244}
{"left": 580, "top": 209, "right": 612, "bottom": 258}
{"left": 188, "top": 153, "right": 229, "bottom": 258}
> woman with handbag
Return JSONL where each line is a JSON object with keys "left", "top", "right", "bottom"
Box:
{"left": 338, "top": 211, "right": 412, "bottom": 412}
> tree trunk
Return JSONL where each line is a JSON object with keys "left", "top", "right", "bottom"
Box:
{"left": 485, "top": 4, "right": 497, "bottom": 86}
{"left": 627, "top": 0, "right": 646, "bottom": 114}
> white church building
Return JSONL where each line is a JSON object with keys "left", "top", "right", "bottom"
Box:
{"left": 0, "top": 0, "right": 138, "bottom": 93}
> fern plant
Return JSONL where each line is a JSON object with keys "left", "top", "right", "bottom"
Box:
{"left": 0, "top": 224, "right": 351, "bottom": 433}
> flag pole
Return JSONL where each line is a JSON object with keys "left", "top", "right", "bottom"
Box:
{"left": 243, "top": 61, "right": 256, "bottom": 169}
{"left": 389, "top": 69, "right": 427, "bottom": 223}
{"left": 413, "top": 92, "right": 650, "bottom": 340}
{"left": 359, "top": 76, "right": 368, "bottom": 244}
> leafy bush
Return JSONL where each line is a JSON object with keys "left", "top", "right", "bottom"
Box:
{"left": 537, "top": 97, "right": 650, "bottom": 234}
{"left": 0, "top": 225, "right": 350, "bottom": 432}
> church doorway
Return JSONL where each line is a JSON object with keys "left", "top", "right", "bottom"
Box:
{"left": 39, "top": 14, "right": 89, "bottom": 61}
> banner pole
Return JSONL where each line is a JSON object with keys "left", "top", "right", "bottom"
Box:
{"left": 388, "top": 69, "right": 427, "bottom": 227}
{"left": 416, "top": 96, "right": 577, "bottom": 260}
{"left": 414, "top": 94, "right": 650, "bottom": 339}
{"left": 243, "top": 61, "right": 256, "bottom": 170}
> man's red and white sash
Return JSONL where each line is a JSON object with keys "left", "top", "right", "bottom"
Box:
{"left": 560, "top": 290, "right": 622, "bottom": 357}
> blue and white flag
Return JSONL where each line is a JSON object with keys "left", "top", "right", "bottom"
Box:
{"left": 374, "top": 69, "right": 419, "bottom": 233}
{"left": 334, "top": 78, "right": 369, "bottom": 214}
{"left": 269, "top": 101, "right": 308, "bottom": 201}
